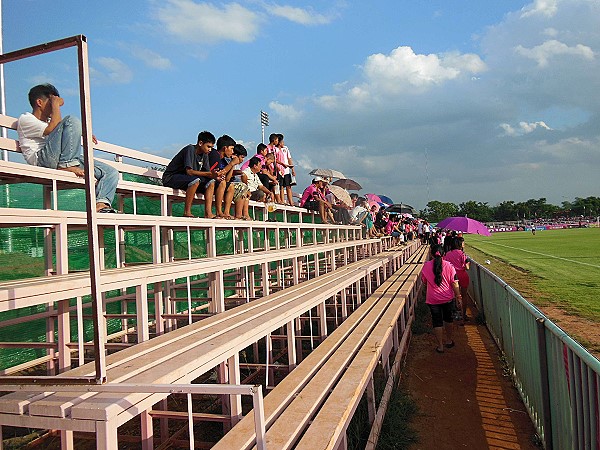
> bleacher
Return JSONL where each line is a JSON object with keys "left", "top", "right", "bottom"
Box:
{"left": 0, "top": 35, "right": 426, "bottom": 450}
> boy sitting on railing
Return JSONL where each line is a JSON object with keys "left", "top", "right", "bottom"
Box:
{"left": 16, "top": 83, "right": 119, "bottom": 213}
{"left": 212, "top": 135, "right": 239, "bottom": 219}
{"left": 219, "top": 143, "right": 252, "bottom": 220}
{"left": 162, "top": 130, "right": 223, "bottom": 218}
{"left": 242, "top": 156, "right": 273, "bottom": 204}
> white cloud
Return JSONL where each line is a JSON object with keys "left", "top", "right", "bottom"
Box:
{"left": 154, "top": 0, "right": 261, "bottom": 44}
{"left": 520, "top": 0, "right": 558, "bottom": 18}
{"left": 535, "top": 136, "right": 600, "bottom": 161}
{"left": 128, "top": 46, "right": 173, "bottom": 70}
{"left": 93, "top": 57, "right": 134, "bottom": 84}
{"left": 515, "top": 39, "right": 595, "bottom": 67}
{"left": 268, "top": 4, "right": 333, "bottom": 25}
{"left": 362, "top": 46, "right": 487, "bottom": 94}
{"left": 269, "top": 101, "right": 303, "bottom": 121}
{"left": 500, "top": 121, "right": 553, "bottom": 136}
{"left": 314, "top": 46, "right": 487, "bottom": 108}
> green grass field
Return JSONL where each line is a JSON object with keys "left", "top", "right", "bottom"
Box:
{"left": 465, "top": 227, "right": 600, "bottom": 321}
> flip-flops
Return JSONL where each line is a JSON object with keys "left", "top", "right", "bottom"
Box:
{"left": 98, "top": 206, "right": 117, "bottom": 213}
{"left": 435, "top": 347, "right": 444, "bottom": 353}
{"left": 445, "top": 341, "right": 455, "bottom": 349}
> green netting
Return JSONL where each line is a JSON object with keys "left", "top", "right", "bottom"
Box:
{"left": 0, "top": 183, "right": 292, "bottom": 369}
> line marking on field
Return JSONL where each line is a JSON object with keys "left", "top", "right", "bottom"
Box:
{"left": 485, "top": 242, "right": 600, "bottom": 269}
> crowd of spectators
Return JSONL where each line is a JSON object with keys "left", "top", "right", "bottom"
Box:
{"left": 162, "top": 132, "right": 297, "bottom": 220}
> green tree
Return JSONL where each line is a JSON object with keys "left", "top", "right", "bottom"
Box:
{"left": 421, "top": 201, "right": 458, "bottom": 222}
{"left": 458, "top": 201, "right": 493, "bottom": 222}
{"left": 493, "top": 201, "right": 518, "bottom": 221}
{"left": 570, "top": 196, "right": 600, "bottom": 217}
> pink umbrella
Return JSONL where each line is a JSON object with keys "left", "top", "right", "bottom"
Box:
{"left": 436, "top": 216, "right": 491, "bottom": 236}
{"left": 365, "top": 193, "right": 382, "bottom": 203}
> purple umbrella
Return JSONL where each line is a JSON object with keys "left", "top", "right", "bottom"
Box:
{"left": 436, "top": 216, "right": 491, "bottom": 236}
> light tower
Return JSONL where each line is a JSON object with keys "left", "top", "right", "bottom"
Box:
{"left": 260, "top": 110, "right": 269, "bottom": 144}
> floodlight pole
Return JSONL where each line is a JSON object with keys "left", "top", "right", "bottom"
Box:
{"left": 260, "top": 110, "right": 269, "bottom": 144}
{"left": 0, "top": 1, "right": 13, "bottom": 253}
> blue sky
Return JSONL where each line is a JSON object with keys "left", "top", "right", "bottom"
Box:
{"left": 2, "top": 0, "right": 599, "bottom": 210}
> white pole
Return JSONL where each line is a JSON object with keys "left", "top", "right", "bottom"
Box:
{"left": 0, "top": 0, "right": 8, "bottom": 158}
{"left": 0, "top": 1, "right": 13, "bottom": 253}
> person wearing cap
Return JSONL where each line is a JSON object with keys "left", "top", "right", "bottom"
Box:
{"left": 17, "top": 83, "right": 119, "bottom": 213}
{"left": 300, "top": 177, "right": 331, "bottom": 224}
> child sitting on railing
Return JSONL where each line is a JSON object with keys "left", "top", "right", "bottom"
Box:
{"left": 16, "top": 83, "right": 119, "bottom": 213}
{"left": 162, "top": 130, "right": 223, "bottom": 218}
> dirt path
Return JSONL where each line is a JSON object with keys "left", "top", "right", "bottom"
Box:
{"left": 403, "top": 306, "right": 540, "bottom": 450}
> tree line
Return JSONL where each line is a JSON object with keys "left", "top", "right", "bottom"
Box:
{"left": 419, "top": 196, "right": 600, "bottom": 223}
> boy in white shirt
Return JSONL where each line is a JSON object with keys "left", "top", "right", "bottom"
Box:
{"left": 17, "top": 83, "right": 118, "bottom": 213}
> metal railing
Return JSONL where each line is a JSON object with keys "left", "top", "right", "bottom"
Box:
{"left": 0, "top": 382, "right": 266, "bottom": 450}
{"left": 470, "top": 261, "right": 600, "bottom": 450}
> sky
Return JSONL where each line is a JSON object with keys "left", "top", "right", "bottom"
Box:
{"left": 2, "top": 0, "right": 599, "bottom": 211}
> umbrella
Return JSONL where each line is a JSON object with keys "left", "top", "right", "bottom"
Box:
{"left": 327, "top": 185, "right": 352, "bottom": 207}
{"left": 378, "top": 194, "right": 394, "bottom": 204}
{"left": 436, "top": 216, "right": 491, "bottom": 236}
{"left": 332, "top": 178, "right": 362, "bottom": 191}
{"left": 364, "top": 193, "right": 382, "bottom": 203}
{"left": 310, "top": 168, "right": 346, "bottom": 179}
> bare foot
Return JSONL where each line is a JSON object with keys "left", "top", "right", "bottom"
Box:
{"left": 243, "top": 215, "right": 253, "bottom": 221}
{"left": 183, "top": 213, "right": 196, "bottom": 218}
{"left": 59, "top": 166, "right": 85, "bottom": 178}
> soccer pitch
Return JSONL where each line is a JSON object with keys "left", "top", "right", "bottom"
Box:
{"left": 465, "top": 227, "right": 600, "bottom": 321}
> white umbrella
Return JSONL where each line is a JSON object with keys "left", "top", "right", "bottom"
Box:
{"left": 309, "top": 168, "right": 346, "bottom": 179}
{"left": 327, "top": 185, "right": 352, "bottom": 207}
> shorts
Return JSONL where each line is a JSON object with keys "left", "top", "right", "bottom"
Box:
{"left": 163, "top": 174, "right": 209, "bottom": 193}
{"left": 278, "top": 173, "right": 293, "bottom": 187}
{"left": 303, "top": 200, "right": 321, "bottom": 211}
{"left": 391, "top": 231, "right": 401, "bottom": 238}
{"left": 250, "top": 190, "right": 265, "bottom": 201}
{"left": 456, "top": 270, "right": 470, "bottom": 289}
{"left": 258, "top": 173, "right": 272, "bottom": 190}
{"left": 232, "top": 182, "right": 250, "bottom": 201}
{"left": 428, "top": 301, "right": 454, "bottom": 328}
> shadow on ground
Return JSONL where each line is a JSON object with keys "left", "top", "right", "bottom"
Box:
{"left": 403, "top": 305, "right": 541, "bottom": 450}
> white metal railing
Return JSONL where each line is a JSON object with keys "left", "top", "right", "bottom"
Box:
{"left": 0, "top": 382, "right": 267, "bottom": 450}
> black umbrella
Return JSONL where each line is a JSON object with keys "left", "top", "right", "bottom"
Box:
{"left": 331, "top": 178, "right": 362, "bottom": 191}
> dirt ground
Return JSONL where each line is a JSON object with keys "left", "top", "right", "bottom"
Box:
{"left": 403, "top": 305, "right": 541, "bottom": 450}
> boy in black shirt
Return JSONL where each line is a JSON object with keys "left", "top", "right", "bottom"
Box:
{"left": 162, "top": 131, "right": 224, "bottom": 218}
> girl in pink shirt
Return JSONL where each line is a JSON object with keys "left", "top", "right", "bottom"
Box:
{"left": 421, "top": 244, "right": 462, "bottom": 353}
{"left": 444, "top": 236, "right": 471, "bottom": 322}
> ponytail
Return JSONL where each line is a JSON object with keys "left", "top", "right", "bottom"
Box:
{"left": 430, "top": 244, "right": 444, "bottom": 286}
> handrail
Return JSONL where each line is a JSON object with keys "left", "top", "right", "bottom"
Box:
{"left": 470, "top": 260, "right": 600, "bottom": 449}
{"left": 0, "top": 382, "right": 267, "bottom": 450}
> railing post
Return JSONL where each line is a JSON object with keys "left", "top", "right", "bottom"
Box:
{"left": 476, "top": 265, "right": 486, "bottom": 323}
{"left": 536, "top": 317, "right": 553, "bottom": 450}
{"left": 252, "top": 385, "right": 267, "bottom": 450}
